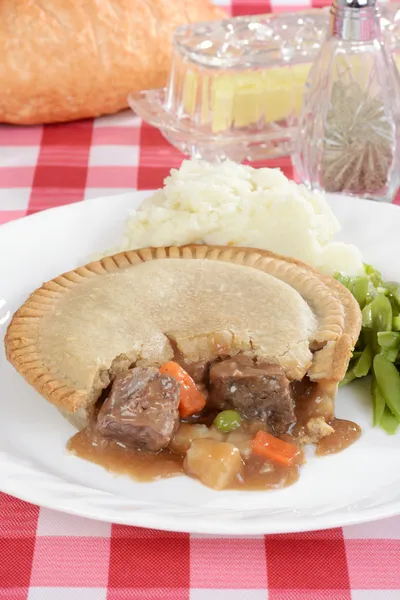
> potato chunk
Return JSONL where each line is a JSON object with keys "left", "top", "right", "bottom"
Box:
{"left": 169, "top": 423, "right": 210, "bottom": 454}
{"left": 169, "top": 423, "right": 227, "bottom": 454}
{"left": 227, "top": 429, "right": 253, "bottom": 460}
{"left": 184, "top": 439, "right": 243, "bottom": 490}
{"left": 207, "top": 426, "right": 227, "bottom": 442}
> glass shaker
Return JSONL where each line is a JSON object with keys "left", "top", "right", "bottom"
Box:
{"left": 294, "top": 0, "right": 400, "bottom": 202}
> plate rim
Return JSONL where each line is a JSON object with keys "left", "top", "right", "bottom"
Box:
{"left": 1, "top": 472, "right": 399, "bottom": 535}
{"left": 1, "top": 190, "right": 400, "bottom": 535}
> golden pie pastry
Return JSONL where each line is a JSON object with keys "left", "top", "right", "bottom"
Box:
{"left": 5, "top": 245, "right": 361, "bottom": 431}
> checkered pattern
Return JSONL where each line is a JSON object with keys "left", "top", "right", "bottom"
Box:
{"left": 1, "top": 0, "right": 400, "bottom": 598}
{"left": 2, "top": 494, "right": 400, "bottom": 599}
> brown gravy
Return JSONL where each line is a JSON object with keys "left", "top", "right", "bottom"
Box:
{"left": 68, "top": 430, "right": 184, "bottom": 481}
{"left": 68, "top": 375, "right": 361, "bottom": 491}
{"left": 68, "top": 429, "right": 302, "bottom": 490}
{"left": 231, "top": 456, "right": 300, "bottom": 490}
{"left": 292, "top": 378, "right": 334, "bottom": 425}
{"left": 316, "top": 419, "right": 361, "bottom": 456}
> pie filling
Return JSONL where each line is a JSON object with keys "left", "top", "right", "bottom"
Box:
{"left": 68, "top": 353, "right": 361, "bottom": 491}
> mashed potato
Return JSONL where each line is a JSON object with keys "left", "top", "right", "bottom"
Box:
{"left": 118, "top": 160, "right": 363, "bottom": 276}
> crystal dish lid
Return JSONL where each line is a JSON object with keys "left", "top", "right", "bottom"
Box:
{"left": 128, "top": 3, "right": 400, "bottom": 164}
{"left": 173, "top": 9, "right": 327, "bottom": 69}
{"left": 172, "top": 3, "right": 400, "bottom": 68}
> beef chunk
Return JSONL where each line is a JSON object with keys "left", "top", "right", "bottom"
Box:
{"left": 168, "top": 337, "right": 210, "bottom": 386}
{"left": 97, "top": 367, "right": 180, "bottom": 452}
{"left": 183, "top": 360, "right": 210, "bottom": 386}
{"left": 208, "top": 356, "right": 296, "bottom": 435}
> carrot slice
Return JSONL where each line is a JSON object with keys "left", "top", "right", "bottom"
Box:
{"left": 252, "top": 430, "right": 301, "bottom": 467}
{"left": 159, "top": 361, "right": 206, "bottom": 418}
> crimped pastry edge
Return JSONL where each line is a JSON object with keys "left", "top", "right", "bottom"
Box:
{"left": 5, "top": 244, "right": 361, "bottom": 426}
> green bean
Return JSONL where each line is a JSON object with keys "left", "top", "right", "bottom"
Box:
{"left": 335, "top": 273, "right": 353, "bottom": 291}
{"left": 387, "top": 293, "right": 400, "bottom": 317}
{"left": 351, "top": 277, "right": 369, "bottom": 309}
{"left": 377, "top": 331, "right": 400, "bottom": 349}
{"left": 371, "top": 294, "right": 393, "bottom": 332}
{"left": 383, "top": 281, "right": 400, "bottom": 291}
{"left": 362, "top": 328, "right": 375, "bottom": 351}
{"left": 377, "top": 286, "right": 389, "bottom": 296}
{"left": 338, "top": 264, "right": 400, "bottom": 434}
{"left": 365, "top": 293, "right": 376, "bottom": 305}
{"left": 373, "top": 354, "right": 400, "bottom": 420}
{"left": 364, "top": 263, "right": 380, "bottom": 274}
{"left": 388, "top": 284, "right": 400, "bottom": 308}
{"left": 377, "top": 332, "right": 400, "bottom": 362}
{"left": 364, "top": 263, "right": 383, "bottom": 287}
{"left": 371, "top": 376, "right": 385, "bottom": 426}
{"left": 371, "top": 294, "right": 393, "bottom": 354}
{"left": 381, "top": 348, "right": 399, "bottom": 362}
{"left": 353, "top": 345, "right": 373, "bottom": 378}
{"left": 213, "top": 410, "right": 242, "bottom": 433}
{"left": 380, "top": 406, "right": 400, "bottom": 435}
{"left": 362, "top": 304, "right": 372, "bottom": 328}
{"left": 339, "top": 369, "right": 356, "bottom": 387}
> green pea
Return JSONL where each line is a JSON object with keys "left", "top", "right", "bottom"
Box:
{"left": 213, "top": 410, "right": 242, "bottom": 433}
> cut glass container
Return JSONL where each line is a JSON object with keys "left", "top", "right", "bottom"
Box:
{"left": 128, "top": 3, "right": 400, "bottom": 162}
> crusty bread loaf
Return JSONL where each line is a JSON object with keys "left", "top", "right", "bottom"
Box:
{"left": 0, "top": 0, "right": 224, "bottom": 125}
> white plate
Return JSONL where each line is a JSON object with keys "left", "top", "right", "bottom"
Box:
{"left": 1, "top": 191, "right": 400, "bottom": 535}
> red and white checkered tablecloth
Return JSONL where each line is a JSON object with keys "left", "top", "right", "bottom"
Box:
{"left": 2, "top": 1, "right": 400, "bottom": 599}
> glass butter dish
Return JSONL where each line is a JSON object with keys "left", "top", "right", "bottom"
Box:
{"left": 128, "top": 4, "right": 400, "bottom": 162}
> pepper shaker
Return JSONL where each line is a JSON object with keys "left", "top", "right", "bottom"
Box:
{"left": 294, "top": 0, "right": 400, "bottom": 202}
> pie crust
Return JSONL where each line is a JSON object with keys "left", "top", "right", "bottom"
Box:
{"left": 5, "top": 245, "right": 361, "bottom": 428}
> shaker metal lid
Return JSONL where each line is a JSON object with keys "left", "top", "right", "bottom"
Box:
{"left": 334, "top": 0, "right": 376, "bottom": 8}
{"left": 330, "top": 0, "right": 379, "bottom": 41}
